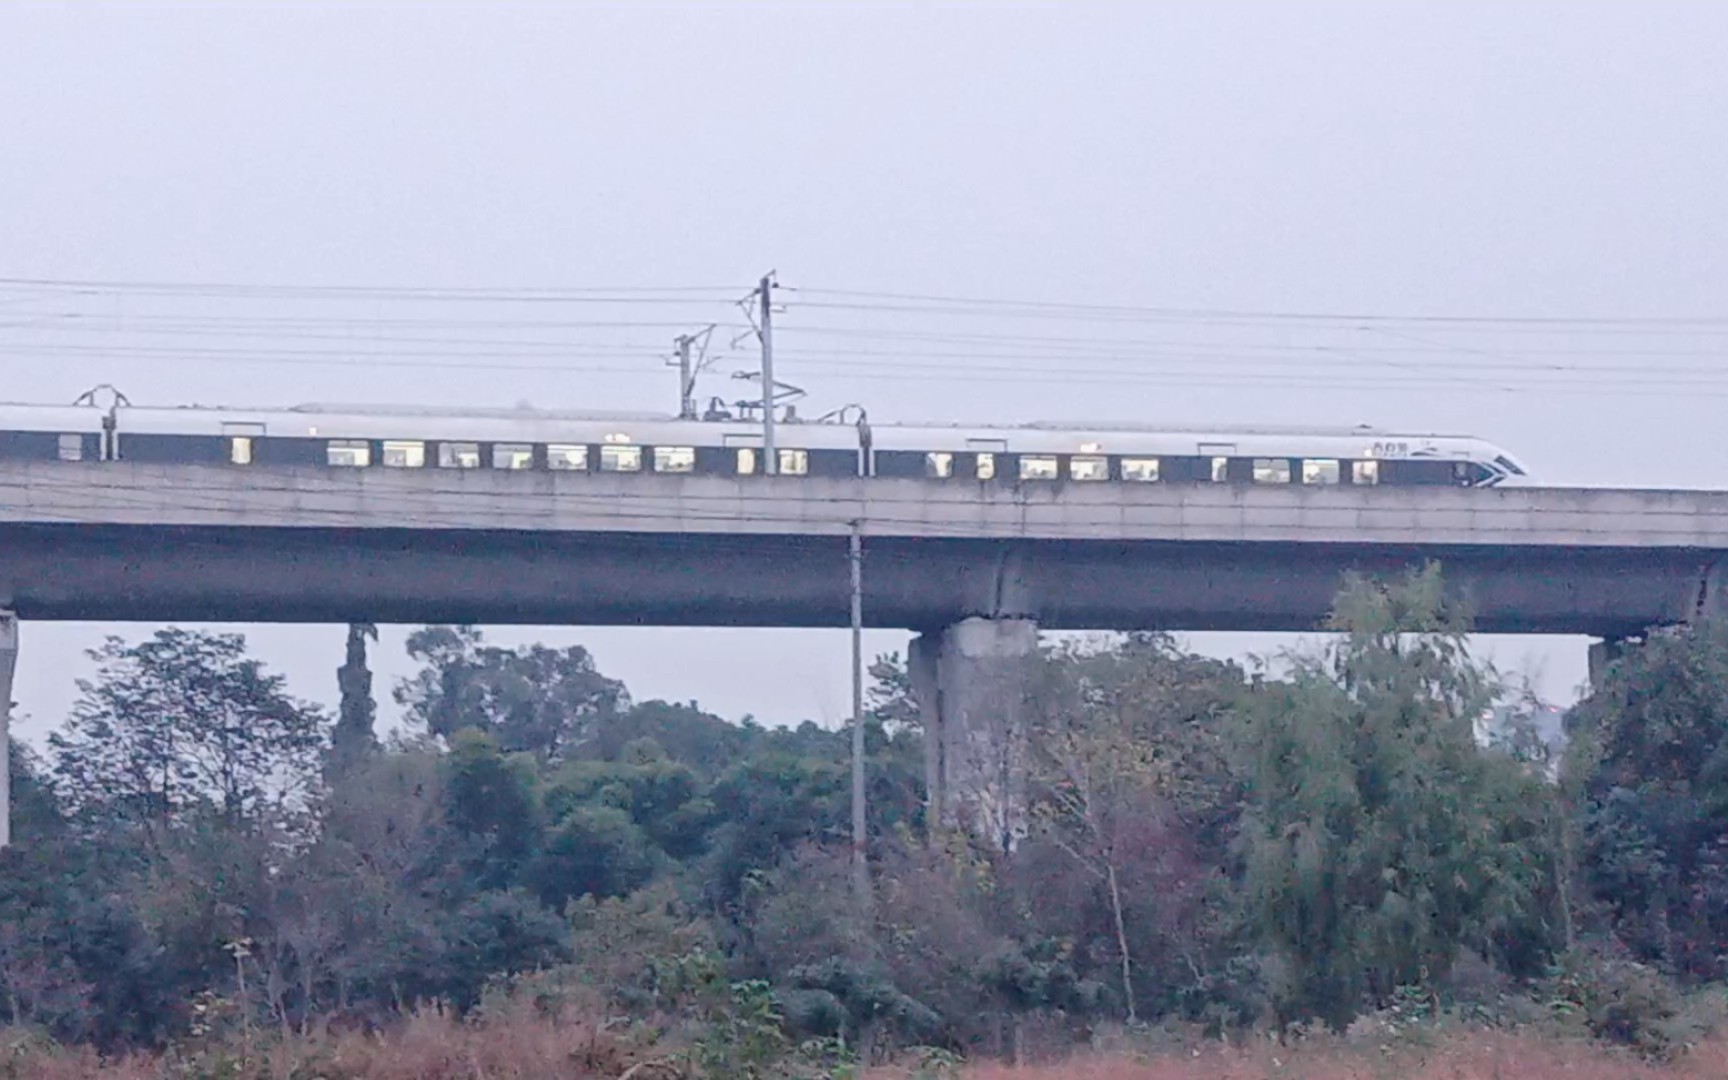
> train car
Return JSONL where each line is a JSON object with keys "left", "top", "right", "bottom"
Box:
{"left": 0, "top": 402, "right": 109, "bottom": 464}
{"left": 0, "top": 396, "right": 1532, "bottom": 489}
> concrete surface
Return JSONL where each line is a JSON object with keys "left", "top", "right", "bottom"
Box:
{"left": 1, "top": 463, "right": 1726, "bottom": 635}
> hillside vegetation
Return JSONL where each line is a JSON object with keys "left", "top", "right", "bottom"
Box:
{"left": 4, "top": 565, "right": 1728, "bottom": 1076}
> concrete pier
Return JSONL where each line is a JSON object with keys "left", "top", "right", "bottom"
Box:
{"left": 911, "top": 617, "right": 1038, "bottom": 853}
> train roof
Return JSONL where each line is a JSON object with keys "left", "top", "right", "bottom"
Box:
{"left": 0, "top": 398, "right": 1486, "bottom": 443}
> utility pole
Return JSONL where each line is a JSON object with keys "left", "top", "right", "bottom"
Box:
{"left": 849, "top": 523, "right": 869, "bottom": 905}
{"left": 0, "top": 611, "right": 16, "bottom": 849}
{"left": 759, "top": 273, "right": 777, "bottom": 474}
{"left": 675, "top": 333, "right": 696, "bottom": 420}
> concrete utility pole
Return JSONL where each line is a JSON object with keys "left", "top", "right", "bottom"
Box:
{"left": 849, "top": 524, "right": 869, "bottom": 904}
{"left": 675, "top": 333, "right": 697, "bottom": 420}
{"left": 759, "top": 272, "right": 777, "bottom": 474}
{"left": 0, "top": 611, "right": 16, "bottom": 849}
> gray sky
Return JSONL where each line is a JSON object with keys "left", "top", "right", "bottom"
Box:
{"left": 4, "top": 1, "right": 1726, "bottom": 743}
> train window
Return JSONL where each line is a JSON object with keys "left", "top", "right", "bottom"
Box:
{"left": 976, "top": 452, "right": 996, "bottom": 480}
{"left": 547, "top": 444, "right": 588, "bottom": 471}
{"left": 1209, "top": 456, "right": 1229, "bottom": 482}
{"left": 926, "top": 452, "right": 954, "bottom": 479}
{"left": 57, "top": 434, "right": 83, "bottom": 462}
{"left": 600, "top": 444, "right": 643, "bottom": 472}
{"left": 1019, "top": 455, "right": 1058, "bottom": 480}
{"left": 383, "top": 440, "right": 425, "bottom": 468}
{"left": 327, "top": 440, "right": 371, "bottom": 467}
{"left": 736, "top": 447, "right": 758, "bottom": 475}
{"left": 493, "top": 443, "right": 533, "bottom": 470}
{"left": 438, "top": 442, "right": 481, "bottom": 469}
{"left": 1121, "top": 457, "right": 1159, "bottom": 482}
{"left": 1253, "top": 458, "right": 1292, "bottom": 484}
{"left": 778, "top": 448, "right": 809, "bottom": 475}
{"left": 1071, "top": 455, "right": 1109, "bottom": 481}
{"left": 229, "top": 437, "right": 253, "bottom": 465}
{"left": 1302, "top": 459, "right": 1341, "bottom": 485}
{"left": 654, "top": 446, "right": 696, "bottom": 473}
{"left": 1352, "top": 460, "right": 1380, "bottom": 486}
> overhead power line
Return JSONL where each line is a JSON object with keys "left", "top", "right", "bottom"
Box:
{"left": 7, "top": 271, "right": 1728, "bottom": 404}
{"left": 0, "top": 277, "right": 749, "bottom": 302}
{"left": 787, "top": 286, "right": 1728, "bottom": 328}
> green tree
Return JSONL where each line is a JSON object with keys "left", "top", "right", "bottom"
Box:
{"left": 582, "top": 699, "right": 745, "bottom": 777}
{"left": 1569, "top": 622, "right": 1728, "bottom": 982}
{"left": 330, "top": 622, "right": 380, "bottom": 776}
{"left": 443, "top": 729, "right": 543, "bottom": 891}
{"left": 397, "top": 625, "right": 628, "bottom": 760}
{"left": 1236, "top": 566, "right": 1563, "bottom": 1028}
{"left": 545, "top": 747, "right": 716, "bottom": 860}
{"left": 702, "top": 752, "right": 851, "bottom": 907}
{"left": 49, "top": 629, "right": 326, "bottom": 831}
{"left": 527, "top": 804, "right": 658, "bottom": 909}
{"left": 432, "top": 889, "right": 571, "bottom": 1010}
{"left": 866, "top": 652, "right": 919, "bottom": 731}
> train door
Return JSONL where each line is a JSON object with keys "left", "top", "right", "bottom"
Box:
{"left": 723, "top": 432, "right": 764, "bottom": 477}
{"left": 221, "top": 422, "right": 266, "bottom": 466}
{"left": 1197, "top": 442, "right": 1237, "bottom": 483}
{"left": 965, "top": 437, "right": 1008, "bottom": 481}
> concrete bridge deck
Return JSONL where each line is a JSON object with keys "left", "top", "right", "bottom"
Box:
{"left": 0, "top": 462, "right": 1723, "bottom": 635}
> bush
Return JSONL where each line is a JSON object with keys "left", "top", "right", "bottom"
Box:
{"left": 1546, "top": 946, "right": 1687, "bottom": 1057}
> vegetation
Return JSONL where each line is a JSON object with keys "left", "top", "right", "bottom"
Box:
{"left": 3, "top": 566, "right": 1728, "bottom": 1076}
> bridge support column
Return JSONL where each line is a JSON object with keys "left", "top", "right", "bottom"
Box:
{"left": 1587, "top": 636, "right": 1627, "bottom": 694}
{"left": 910, "top": 616, "right": 1037, "bottom": 854}
{"left": 0, "top": 611, "right": 15, "bottom": 849}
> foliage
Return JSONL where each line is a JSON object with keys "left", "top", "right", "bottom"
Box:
{"left": 1236, "top": 565, "right": 1565, "bottom": 1028}
{"left": 330, "top": 622, "right": 380, "bottom": 776}
{"left": 9, "top": 582, "right": 1728, "bottom": 1068}
{"left": 1023, "top": 633, "right": 1247, "bottom": 1024}
{"left": 395, "top": 625, "right": 626, "bottom": 759}
{"left": 49, "top": 629, "right": 325, "bottom": 829}
{"left": 1568, "top": 622, "right": 1728, "bottom": 983}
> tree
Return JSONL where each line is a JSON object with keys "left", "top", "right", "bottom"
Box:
{"left": 1569, "top": 622, "right": 1728, "bottom": 982}
{"left": 431, "top": 889, "right": 571, "bottom": 1010}
{"left": 1236, "top": 566, "right": 1563, "bottom": 1028}
{"left": 702, "top": 752, "right": 851, "bottom": 908}
{"left": 545, "top": 747, "right": 716, "bottom": 861}
{"left": 396, "top": 626, "right": 627, "bottom": 760}
{"left": 309, "top": 747, "right": 452, "bottom": 1015}
{"left": 866, "top": 652, "right": 919, "bottom": 731}
{"left": 581, "top": 700, "right": 744, "bottom": 778}
{"left": 527, "top": 804, "right": 658, "bottom": 909}
{"left": 49, "top": 629, "right": 326, "bottom": 830}
{"left": 330, "top": 622, "right": 380, "bottom": 776}
{"left": 1022, "top": 634, "right": 1246, "bottom": 1025}
{"left": 443, "top": 729, "right": 544, "bottom": 892}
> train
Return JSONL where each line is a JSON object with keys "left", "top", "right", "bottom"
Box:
{"left": 0, "top": 390, "right": 1531, "bottom": 489}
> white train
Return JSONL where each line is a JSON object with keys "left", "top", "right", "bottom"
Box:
{"left": 0, "top": 392, "right": 1530, "bottom": 489}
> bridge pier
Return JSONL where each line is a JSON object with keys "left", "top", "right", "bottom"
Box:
{"left": 1587, "top": 636, "right": 1628, "bottom": 694}
{"left": 910, "top": 616, "right": 1037, "bottom": 853}
{"left": 0, "top": 611, "right": 14, "bottom": 849}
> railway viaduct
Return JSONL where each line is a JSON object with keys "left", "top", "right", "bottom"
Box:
{"left": 4, "top": 461, "right": 1728, "bottom": 845}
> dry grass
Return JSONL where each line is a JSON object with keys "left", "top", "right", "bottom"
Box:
{"left": 935, "top": 1029, "right": 1728, "bottom": 1080}
{"left": 0, "top": 1000, "right": 662, "bottom": 1079}
{"left": 8, "top": 1018, "right": 1728, "bottom": 1079}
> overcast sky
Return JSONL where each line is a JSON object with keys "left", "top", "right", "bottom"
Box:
{"left": 3, "top": 1, "right": 1726, "bottom": 742}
